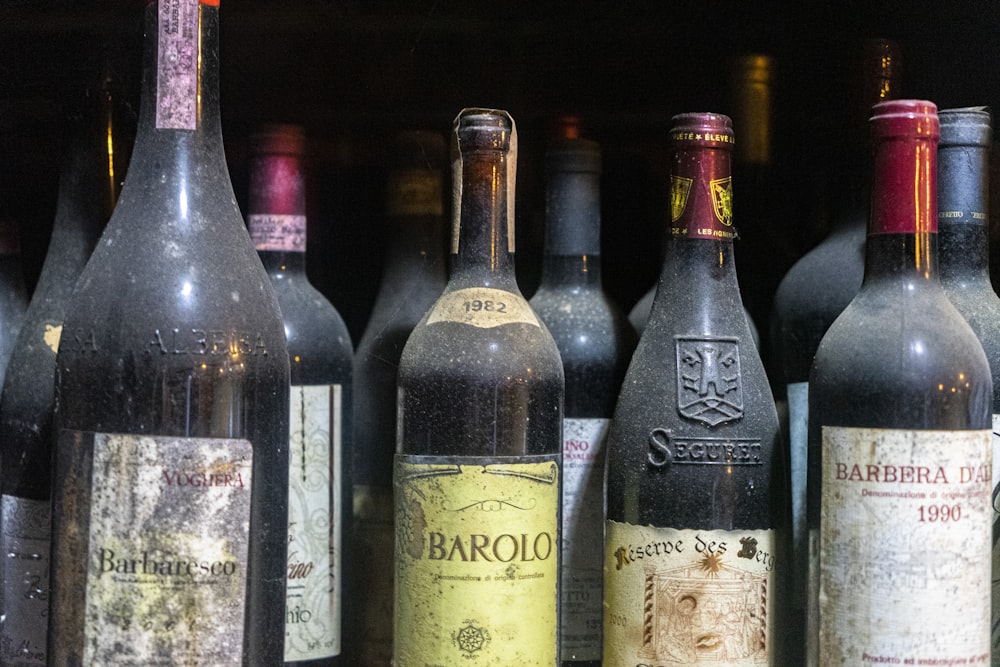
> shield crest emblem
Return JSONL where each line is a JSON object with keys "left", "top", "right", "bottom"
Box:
{"left": 676, "top": 337, "right": 743, "bottom": 426}
{"left": 710, "top": 177, "right": 733, "bottom": 226}
{"left": 670, "top": 176, "right": 694, "bottom": 222}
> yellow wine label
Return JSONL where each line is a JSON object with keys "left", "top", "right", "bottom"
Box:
{"left": 394, "top": 455, "right": 559, "bottom": 666}
{"left": 603, "top": 521, "right": 776, "bottom": 666}
{"left": 387, "top": 170, "right": 444, "bottom": 217}
{"left": 425, "top": 287, "right": 539, "bottom": 329}
{"left": 821, "top": 426, "right": 991, "bottom": 664}
{"left": 44, "top": 323, "right": 62, "bottom": 354}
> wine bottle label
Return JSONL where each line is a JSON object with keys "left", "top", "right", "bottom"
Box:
{"left": 248, "top": 213, "right": 307, "bottom": 253}
{"left": 56, "top": 431, "right": 252, "bottom": 665}
{"left": 387, "top": 169, "right": 444, "bottom": 217}
{"left": 426, "top": 287, "right": 540, "bottom": 329}
{"left": 820, "top": 426, "right": 991, "bottom": 663}
{"left": 155, "top": 0, "right": 200, "bottom": 131}
{"left": 991, "top": 414, "right": 1000, "bottom": 660}
{"left": 352, "top": 484, "right": 395, "bottom": 664}
{"left": 394, "top": 454, "right": 559, "bottom": 666}
{"left": 284, "top": 384, "right": 342, "bottom": 661}
{"left": 603, "top": 521, "right": 776, "bottom": 666}
{"left": 0, "top": 496, "right": 51, "bottom": 666}
{"left": 43, "top": 321, "right": 62, "bottom": 353}
{"left": 561, "top": 418, "right": 610, "bottom": 662}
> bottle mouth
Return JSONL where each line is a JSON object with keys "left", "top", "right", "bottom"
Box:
{"left": 870, "top": 100, "right": 939, "bottom": 139}
{"left": 454, "top": 108, "right": 514, "bottom": 153}
{"left": 938, "top": 107, "right": 992, "bottom": 147}
{"left": 547, "top": 138, "right": 602, "bottom": 174}
{"left": 669, "top": 113, "right": 735, "bottom": 148}
{"left": 250, "top": 124, "right": 306, "bottom": 156}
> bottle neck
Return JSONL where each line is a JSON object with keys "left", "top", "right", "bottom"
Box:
{"left": 247, "top": 151, "right": 308, "bottom": 275}
{"left": 864, "top": 132, "right": 938, "bottom": 283}
{"left": 451, "top": 147, "right": 518, "bottom": 290}
{"left": 938, "top": 139, "right": 991, "bottom": 284}
{"left": 539, "top": 166, "right": 602, "bottom": 289}
{"left": 118, "top": 1, "right": 232, "bottom": 222}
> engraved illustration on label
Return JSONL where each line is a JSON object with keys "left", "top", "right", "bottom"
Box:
{"left": 820, "top": 426, "right": 991, "bottom": 664}
{"left": 647, "top": 429, "right": 762, "bottom": 468}
{"left": 1, "top": 496, "right": 51, "bottom": 666}
{"left": 425, "top": 287, "right": 540, "bottom": 329}
{"left": 671, "top": 175, "right": 694, "bottom": 223}
{"left": 248, "top": 214, "right": 307, "bottom": 253}
{"left": 387, "top": 170, "right": 444, "bottom": 217}
{"left": 711, "top": 176, "right": 733, "bottom": 226}
{"left": 561, "top": 418, "right": 610, "bottom": 661}
{"left": 74, "top": 432, "right": 252, "bottom": 664}
{"left": 604, "top": 521, "right": 775, "bottom": 665}
{"left": 394, "top": 455, "right": 559, "bottom": 666}
{"left": 676, "top": 337, "right": 743, "bottom": 426}
{"left": 284, "top": 385, "right": 342, "bottom": 661}
{"left": 156, "top": 0, "right": 200, "bottom": 131}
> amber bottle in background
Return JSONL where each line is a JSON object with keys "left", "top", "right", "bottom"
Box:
{"left": 810, "top": 100, "right": 991, "bottom": 663}
{"left": 352, "top": 130, "right": 447, "bottom": 665}
{"left": 50, "top": 1, "right": 290, "bottom": 663}
{"left": 0, "top": 69, "right": 123, "bottom": 665}
{"left": 246, "top": 124, "right": 354, "bottom": 666}
{"left": 604, "top": 113, "right": 783, "bottom": 666}
{"left": 528, "top": 126, "right": 636, "bottom": 666}
{"left": 394, "top": 109, "right": 563, "bottom": 666}
{"left": 769, "top": 39, "right": 902, "bottom": 664}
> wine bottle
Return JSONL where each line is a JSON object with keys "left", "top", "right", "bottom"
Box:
{"left": 246, "top": 124, "right": 353, "bottom": 666}
{"left": 604, "top": 113, "right": 783, "bottom": 666}
{"left": 352, "top": 130, "right": 447, "bottom": 665}
{"left": 809, "top": 100, "right": 992, "bottom": 663}
{"left": 0, "top": 69, "right": 123, "bottom": 666}
{"left": 934, "top": 107, "right": 1000, "bottom": 663}
{"left": 394, "top": 109, "right": 564, "bottom": 666}
{"left": 49, "top": 2, "right": 290, "bottom": 664}
{"left": 528, "top": 133, "right": 635, "bottom": 667}
{"left": 769, "top": 39, "right": 901, "bottom": 665}
{"left": 0, "top": 220, "right": 28, "bottom": 400}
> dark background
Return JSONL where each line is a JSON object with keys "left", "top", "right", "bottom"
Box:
{"left": 2, "top": 0, "right": 999, "bottom": 341}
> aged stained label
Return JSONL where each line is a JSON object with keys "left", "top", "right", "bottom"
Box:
{"left": 425, "top": 287, "right": 539, "bottom": 329}
{"left": 820, "top": 426, "right": 991, "bottom": 664}
{"left": 561, "top": 418, "right": 610, "bottom": 661}
{"left": 676, "top": 336, "right": 743, "bottom": 426}
{"left": 387, "top": 170, "right": 444, "bottom": 217}
{"left": 1, "top": 496, "right": 51, "bottom": 666}
{"left": 394, "top": 455, "right": 559, "bottom": 666}
{"left": 285, "top": 385, "right": 342, "bottom": 661}
{"left": 248, "top": 214, "right": 307, "bottom": 253}
{"left": 352, "top": 485, "right": 395, "bottom": 664}
{"left": 993, "top": 414, "right": 1000, "bottom": 662}
{"left": 66, "top": 432, "right": 252, "bottom": 665}
{"left": 604, "top": 521, "right": 775, "bottom": 665}
{"left": 156, "top": 0, "right": 200, "bottom": 130}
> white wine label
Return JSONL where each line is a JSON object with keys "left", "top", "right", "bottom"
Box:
{"left": 284, "top": 385, "right": 342, "bottom": 661}
{"left": 561, "top": 417, "right": 610, "bottom": 661}
{"left": 352, "top": 485, "right": 395, "bottom": 664}
{"left": 394, "top": 455, "right": 559, "bottom": 666}
{"left": 821, "top": 426, "right": 991, "bottom": 664}
{"left": 604, "top": 521, "right": 776, "bottom": 666}
{"left": 1, "top": 496, "right": 51, "bottom": 666}
{"left": 425, "top": 287, "right": 539, "bottom": 329}
{"left": 248, "top": 214, "right": 307, "bottom": 253}
{"left": 70, "top": 432, "right": 252, "bottom": 665}
{"left": 387, "top": 170, "right": 444, "bottom": 217}
{"left": 990, "top": 414, "right": 1000, "bottom": 662}
{"left": 156, "top": 0, "right": 200, "bottom": 131}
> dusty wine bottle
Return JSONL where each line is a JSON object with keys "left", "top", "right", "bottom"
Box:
{"left": 49, "top": 1, "right": 291, "bottom": 665}
{"left": 394, "top": 109, "right": 564, "bottom": 666}
{"left": 769, "top": 39, "right": 902, "bottom": 665}
{"left": 528, "top": 133, "right": 635, "bottom": 667}
{"left": 0, "top": 66, "right": 124, "bottom": 666}
{"left": 246, "top": 124, "right": 353, "bottom": 666}
{"left": 352, "top": 130, "right": 447, "bottom": 665}
{"left": 604, "top": 113, "right": 783, "bottom": 666}
{"left": 809, "top": 100, "right": 992, "bottom": 663}
{"left": 934, "top": 107, "right": 1000, "bottom": 663}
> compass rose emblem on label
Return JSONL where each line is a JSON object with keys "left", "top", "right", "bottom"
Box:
{"left": 676, "top": 336, "right": 743, "bottom": 426}
{"left": 710, "top": 176, "right": 733, "bottom": 226}
{"left": 452, "top": 620, "right": 491, "bottom": 657}
{"left": 670, "top": 175, "right": 694, "bottom": 222}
